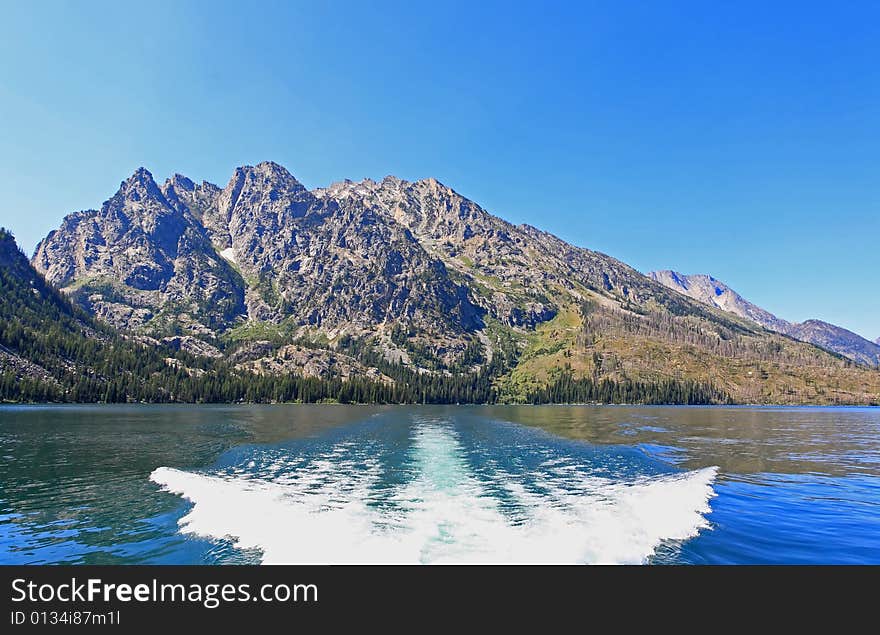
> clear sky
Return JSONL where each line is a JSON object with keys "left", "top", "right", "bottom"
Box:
{"left": 0, "top": 1, "right": 877, "bottom": 339}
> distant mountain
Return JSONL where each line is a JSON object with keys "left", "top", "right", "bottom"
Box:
{"left": 649, "top": 270, "right": 880, "bottom": 367}
{"left": 647, "top": 271, "right": 789, "bottom": 333}
{"left": 17, "top": 163, "right": 880, "bottom": 405}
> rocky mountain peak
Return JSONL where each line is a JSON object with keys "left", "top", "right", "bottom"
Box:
{"left": 415, "top": 176, "right": 447, "bottom": 191}
{"left": 244, "top": 161, "right": 307, "bottom": 192}
{"left": 102, "top": 168, "right": 187, "bottom": 252}
{"left": 114, "top": 167, "right": 166, "bottom": 205}
{"left": 381, "top": 175, "right": 404, "bottom": 187}
{"left": 129, "top": 166, "right": 155, "bottom": 181}
{"left": 207, "top": 162, "right": 315, "bottom": 252}
{"left": 166, "top": 173, "right": 196, "bottom": 191}
{"left": 220, "top": 162, "right": 310, "bottom": 211}
{"left": 254, "top": 160, "right": 293, "bottom": 173}
{"left": 161, "top": 173, "right": 221, "bottom": 220}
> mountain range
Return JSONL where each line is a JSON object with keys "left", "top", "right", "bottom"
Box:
{"left": 648, "top": 271, "right": 880, "bottom": 367}
{"left": 1, "top": 161, "right": 877, "bottom": 405}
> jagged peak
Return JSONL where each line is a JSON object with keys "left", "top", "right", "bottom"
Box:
{"left": 78, "top": 168, "right": 173, "bottom": 224}
{"left": 114, "top": 167, "right": 165, "bottom": 202}
{"left": 413, "top": 176, "right": 458, "bottom": 195}
{"left": 252, "top": 161, "right": 299, "bottom": 182}
{"left": 254, "top": 160, "right": 287, "bottom": 172}
{"left": 227, "top": 161, "right": 307, "bottom": 192}
{"left": 166, "top": 173, "right": 195, "bottom": 190}
{"left": 217, "top": 162, "right": 312, "bottom": 221}
{"left": 123, "top": 166, "right": 157, "bottom": 187}
{"left": 162, "top": 173, "right": 220, "bottom": 194}
{"left": 381, "top": 175, "right": 406, "bottom": 187}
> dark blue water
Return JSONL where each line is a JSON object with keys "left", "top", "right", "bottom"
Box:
{"left": 1, "top": 405, "right": 878, "bottom": 564}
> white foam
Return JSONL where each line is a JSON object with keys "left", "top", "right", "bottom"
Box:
{"left": 151, "top": 423, "right": 717, "bottom": 564}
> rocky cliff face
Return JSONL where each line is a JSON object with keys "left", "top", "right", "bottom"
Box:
{"left": 649, "top": 270, "right": 880, "bottom": 367}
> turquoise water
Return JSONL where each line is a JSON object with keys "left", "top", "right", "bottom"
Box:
{"left": 1, "top": 405, "right": 878, "bottom": 564}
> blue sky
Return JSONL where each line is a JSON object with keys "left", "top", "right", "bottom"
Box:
{"left": 1, "top": 1, "right": 877, "bottom": 339}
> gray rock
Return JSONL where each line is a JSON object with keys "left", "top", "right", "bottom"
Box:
{"left": 160, "top": 335, "right": 224, "bottom": 359}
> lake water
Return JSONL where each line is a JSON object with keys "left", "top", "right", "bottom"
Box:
{"left": 1, "top": 405, "right": 878, "bottom": 564}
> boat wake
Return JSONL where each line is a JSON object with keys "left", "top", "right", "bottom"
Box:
{"left": 151, "top": 421, "right": 717, "bottom": 564}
